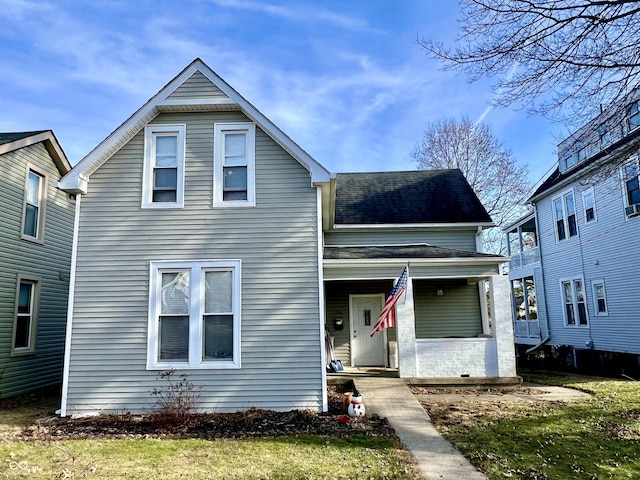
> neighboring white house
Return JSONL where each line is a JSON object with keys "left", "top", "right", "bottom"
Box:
{"left": 58, "top": 59, "right": 516, "bottom": 417}
{"left": 506, "top": 89, "right": 640, "bottom": 375}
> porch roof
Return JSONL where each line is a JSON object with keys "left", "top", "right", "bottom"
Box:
{"left": 323, "top": 244, "right": 504, "bottom": 260}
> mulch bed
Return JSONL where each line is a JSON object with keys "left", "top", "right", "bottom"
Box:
{"left": 16, "top": 380, "right": 398, "bottom": 441}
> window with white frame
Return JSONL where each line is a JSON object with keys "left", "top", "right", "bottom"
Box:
{"left": 561, "top": 278, "right": 588, "bottom": 326}
{"left": 214, "top": 123, "right": 255, "bottom": 207}
{"left": 142, "top": 125, "right": 186, "bottom": 208}
{"left": 147, "top": 260, "right": 241, "bottom": 369}
{"left": 12, "top": 277, "right": 39, "bottom": 354}
{"left": 599, "top": 122, "right": 611, "bottom": 148}
{"left": 553, "top": 190, "right": 577, "bottom": 241}
{"left": 627, "top": 102, "right": 640, "bottom": 132}
{"left": 623, "top": 160, "right": 640, "bottom": 215}
{"left": 582, "top": 188, "right": 596, "bottom": 223}
{"left": 22, "top": 166, "right": 47, "bottom": 242}
{"left": 591, "top": 280, "right": 608, "bottom": 316}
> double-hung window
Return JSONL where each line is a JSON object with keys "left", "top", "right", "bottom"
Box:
{"left": 12, "top": 277, "right": 39, "bottom": 355}
{"left": 142, "top": 125, "right": 186, "bottom": 208}
{"left": 623, "top": 160, "right": 640, "bottom": 215}
{"left": 627, "top": 102, "right": 640, "bottom": 132}
{"left": 561, "top": 278, "right": 588, "bottom": 326}
{"left": 582, "top": 188, "right": 596, "bottom": 223}
{"left": 599, "top": 123, "right": 611, "bottom": 148}
{"left": 147, "top": 260, "right": 241, "bottom": 369}
{"left": 591, "top": 280, "right": 608, "bottom": 316}
{"left": 22, "top": 166, "right": 47, "bottom": 242}
{"left": 553, "top": 190, "right": 577, "bottom": 241}
{"left": 214, "top": 123, "right": 255, "bottom": 207}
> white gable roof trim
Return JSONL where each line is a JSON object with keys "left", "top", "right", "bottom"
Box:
{"left": 59, "top": 58, "right": 330, "bottom": 193}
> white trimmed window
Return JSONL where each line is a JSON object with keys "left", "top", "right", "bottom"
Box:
{"left": 582, "top": 188, "right": 596, "bottom": 223}
{"left": 147, "top": 260, "right": 241, "bottom": 369}
{"left": 561, "top": 277, "right": 588, "bottom": 326}
{"left": 599, "top": 122, "right": 611, "bottom": 148}
{"left": 142, "top": 125, "right": 186, "bottom": 208}
{"left": 627, "top": 101, "right": 640, "bottom": 132}
{"left": 623, "top": 159, "right": 640, "bottom": 217}
{"left": 21, "top": 165, "right": 47, "bottom": 242}
{"left": 12, "top": 276, "right": 40, "bottom": 355}
{"left": 591, "top": 280, "right": 608, "bottom": 316}
{"left": 553, "top": 190, "right": 577, "bottom": 241}
{"left": 214, "top": 123, "right": 255, "bottom": 207}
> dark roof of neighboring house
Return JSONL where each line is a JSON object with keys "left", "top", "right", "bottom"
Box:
{"left": 334, "top": 169, "right": 492, "bottom": 225}
{"left": 0, "top": 131, "right": 48, "bottom": 145}
{"left": 323, "top": 244, "right": 504, "bottom": 260}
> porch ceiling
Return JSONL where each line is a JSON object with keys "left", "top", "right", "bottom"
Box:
{"left": 324, "top": 244, "right": 504, "bottom": 260}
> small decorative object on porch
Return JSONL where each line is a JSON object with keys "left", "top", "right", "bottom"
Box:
{"left": 347, "top": 390, "right": 365, "bottom": 417}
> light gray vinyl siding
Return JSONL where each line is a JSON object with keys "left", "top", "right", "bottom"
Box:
{"left": 0, "top": 143, "right": 74, "bottom": 397}
{"left": 167, "top": 71, "right": 229, "bottom": 99}
{"left": 537, "top": 171, "right": 640, "bottom": 354}
{"left": 324, "top": 229, "right": 478, "bottom": 250}
{"left": 66, "top": 111, "right": 322, "bottom": 414}
{"left": 324, "top": 280, "right": 393, "bottom": 366}
{"left": 413, "top": 279, "right": 483, "bottom": 338}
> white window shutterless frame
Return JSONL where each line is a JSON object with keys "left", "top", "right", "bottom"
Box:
{"left": 142, "top": 125, "right": 186, "bottom": 208}
{"left": 147, "top": 260, "right": 241, "bottom": 370}
{"left": 213, "top": 123, "right": 255, "bottom": 207}
{"left": 21, "top": 166, "right": 47, "bottom": 243}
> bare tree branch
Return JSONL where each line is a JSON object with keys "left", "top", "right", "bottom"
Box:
{"left": 419, "top": 0, "right": 640, "bottom": 125}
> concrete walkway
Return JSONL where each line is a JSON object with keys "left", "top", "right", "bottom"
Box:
{"left": 354, "top": 377, "right": 488, "bottom": 480}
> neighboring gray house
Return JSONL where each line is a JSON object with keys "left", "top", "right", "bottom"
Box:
{"left": 0, "top": 131, "right": 74, "bottom": 397}
{"left": 58, "top": 59, "right": 516, "bottom": 417}
{"left": 506, "top": 89, "right": 640, "bottom": 372}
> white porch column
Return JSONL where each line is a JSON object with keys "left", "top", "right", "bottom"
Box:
{"left": 396, "top": 278, "right": 417, "bottom": 378}
{"left": 490, "top": 274, "right": 517, "bottom": 377}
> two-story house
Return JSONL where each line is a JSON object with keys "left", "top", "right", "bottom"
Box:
{"left": 58, "top": 59, "right": 516, "bottom": 417}
{"left": 506, "top": 89, "right": 640, "bottom": 374}
{"left": 0, "top": 131, "right": 75, "bottom": 397}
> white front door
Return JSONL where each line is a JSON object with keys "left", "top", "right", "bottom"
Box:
{"left": 350, "top": 294, "right": 386, "bottom": 366}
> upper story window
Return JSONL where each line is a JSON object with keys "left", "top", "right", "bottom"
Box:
{"left": 142, "top": 125, "right": 186, "bottom": 209}
{"left": 623, "top": 160, "right": 640, "bottom": 217}
{"left": 627, "top": 102, "right": 640, "bottom": 132}
{"left": 214, "top": 123, "right": 256, "bottom": 207}
{"left": 147, "top": 260, "right": 241, "bottom": 370}
{"left": 553, "top": 190, "right": 577, "bottom": 241}
{"left": 21, "top": 165, "right": 47, "bottom": 243}
{"left": 561, "top": 277, "right": 588, "bottom": 326}
{"left": 599, "top": 123, "right": 611, "bottom": 148}
{"left": 12, "top": 276, "right": 40, "bottom": 355}
{"left": 582, "top": 188, "right": 596, "bottom": 223}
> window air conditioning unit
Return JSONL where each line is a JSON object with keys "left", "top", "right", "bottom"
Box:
{"left": 625, "top": 204, "right": 640, "bottom": 216}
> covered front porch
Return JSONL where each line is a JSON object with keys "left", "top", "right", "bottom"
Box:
{"left": 323, "top": 246, "right": 517, "bottom": 381}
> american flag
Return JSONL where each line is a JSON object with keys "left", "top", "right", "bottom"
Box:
{"left": 370, "top": 266, "right": 408, "bottom": 337}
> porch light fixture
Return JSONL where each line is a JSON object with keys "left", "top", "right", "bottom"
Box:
{"left": 436, "top": 287, "right": 444, "bottom": 297}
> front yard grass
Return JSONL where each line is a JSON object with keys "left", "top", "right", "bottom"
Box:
{"left": 0, "top": 388, "right": 419, "bottom": 480}
{"left": 425, "top": 372, "right": 640, "bottom": 480}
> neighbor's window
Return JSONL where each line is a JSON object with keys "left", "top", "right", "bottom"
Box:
{"left": 624, "top": 161, "right": 640, "bottom": 208}
{"left": 22, "top": 166, "right": 47, "bottom": 242}
{"left": 142, "top": 125, "right": 186, "bottom": 208}
{"left": 12, "top": 277, "right": 39, "bottom": 354}
{"left": 561, "top": 278, "right": 588, "bottom": 326}
{"left": 591, "top": 280, "right": 608, "bottom": 316}
{"left": 599, "top": 123, "right": 611, "bottom": 148}
{"left": 214, "top": 123, "right": 255, "bottom": 207}
{"left": 582, "top": 188, "right": 596, "bottom": 223}
{"left": 553, "top": 190, "right": 577, "bottom": 241}
{"left": 627, "top": 102, "right": 640, "bottom": 131}
{"left": 147, "top": 260, "right": 241, "bottom": 369}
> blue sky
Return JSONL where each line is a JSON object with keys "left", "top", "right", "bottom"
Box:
{"left": 0, "top": 0, "right": 567, "bottom": 187}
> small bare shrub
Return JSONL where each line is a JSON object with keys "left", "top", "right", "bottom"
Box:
{"left": 150, "top": 371, "right": 202, "bottom": 423}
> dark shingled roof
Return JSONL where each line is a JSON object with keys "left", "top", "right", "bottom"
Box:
{"left": 334, "top": 169, "right": 492, "bottom": 225}
{"left": 0, "top": 131, "right": 48, "bottom": 145}
{"left": 324, "top": 244, "right": 503, "bottom": 260}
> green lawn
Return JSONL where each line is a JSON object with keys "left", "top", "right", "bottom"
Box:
{"left": 431, "top": 372, "right": 640, "bottom": 480}
{"left": 0, "top": 391, "right": 419, "bottom": 480}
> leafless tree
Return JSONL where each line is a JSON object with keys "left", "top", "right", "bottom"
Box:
{"left": 419, "top": 0, "right": 640, "bottom": 127}
{"left": 412, "top": 117, "right": 530, "bottom": 254}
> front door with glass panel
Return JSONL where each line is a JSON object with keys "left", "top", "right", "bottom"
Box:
{"left": 350, "top": 294, "right": 385, "bottom": 366}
